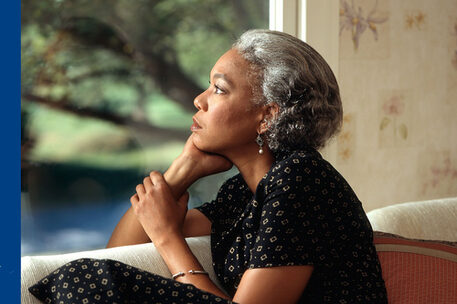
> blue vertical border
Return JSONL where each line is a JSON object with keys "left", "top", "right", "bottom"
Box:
{"left": 0, "top": 0, "right": 20, "bottom": 302}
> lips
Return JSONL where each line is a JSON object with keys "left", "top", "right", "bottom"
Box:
{"left": 191, "top": 117, "right": 202, "bottom": 131}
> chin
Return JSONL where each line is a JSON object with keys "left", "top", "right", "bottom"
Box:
{"left": 192, "top": 134, "right": 224, "bottom": 154}
{"left": 192, "top": 134, "right": 213, "bottom": 151}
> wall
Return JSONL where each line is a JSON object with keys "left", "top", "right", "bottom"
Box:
{"left": 322, "top": 0, "right": 457, "bottom": 211}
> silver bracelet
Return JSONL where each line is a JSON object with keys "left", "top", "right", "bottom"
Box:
{"left": 172, "top": 269, "right": 209, "bottom": 280}
{"left": 171, "top": 271, "right": 185, "bottom": 280}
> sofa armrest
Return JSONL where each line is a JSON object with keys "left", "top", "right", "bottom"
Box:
{"left": 367, "top": 197, "right": 457, "bottom": 241}
{"left": 21, "top": 236, "right": 217, "bottom": 304}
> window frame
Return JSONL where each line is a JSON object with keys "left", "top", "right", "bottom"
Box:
{"left": 269, "top": 0, "right": 339, "bottom": 79}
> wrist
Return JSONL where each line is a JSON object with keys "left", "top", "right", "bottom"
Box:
{"left": 153, "top": 230, "right": 185, "bottom": 252}
{"left": 173, "top": 154, "right": 201, "bottom": 176}
{"left": 163, "top": 157, "right": 199, "bottom": 198}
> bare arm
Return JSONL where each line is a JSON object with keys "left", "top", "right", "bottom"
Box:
{"left": 106, "top": 207, "right": 150, "bottom": 247}
{"left": 155, "top": 234, "right": 230, "bottom": 299}
{"left": 107, "top": 204, "right": 211, "bottom": 248}
{"left": 107, "top": 135, "right": 231, "bottom": 248}
{"left": 182, "top": 209, "right": 212, "bottom": 238}
{"left": 107, "top": 157, "right": 196, "bottom": 247}
{"left": 156, "top": 232, "right": 313, "bottom": 302}
{"left": 233, "top": 266, "right": 313, "bottom": 303}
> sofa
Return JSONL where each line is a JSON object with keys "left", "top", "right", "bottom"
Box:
{"left": 21, "top": 196, "right": 457, "bottom": 303}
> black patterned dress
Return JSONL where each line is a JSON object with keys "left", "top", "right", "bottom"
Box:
{"left": 195, "top": 147, "right": 387, "bottom": 303}
{"left": 30, "top": 147, "right": 387, "bottom": 304}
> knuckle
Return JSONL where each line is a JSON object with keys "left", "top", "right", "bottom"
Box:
{"left": 150, "top": 170, "right": 161, "bottom": 177}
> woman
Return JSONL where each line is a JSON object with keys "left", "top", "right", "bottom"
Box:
{"left": 30, "top": 29, "right": 387, "bottom": 303}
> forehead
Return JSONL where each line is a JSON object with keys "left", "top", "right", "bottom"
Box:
{"left": 210, "top": 49, "right": 252, "bottom": 85}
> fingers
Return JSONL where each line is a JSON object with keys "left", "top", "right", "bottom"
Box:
{"left": 130, "top": 193, "right": 139, "bottom": 204}
{"left": 133, "top": 171, "right": 166, "bottom": 201}
{"left": 143, "top": 176, "right": 153, "bottom": 191}
{"left": 136, "top": 184, "right": 145, "bottom": 198}
{"left": 137, "top": 171, "right": 161, "bottom": 195}
{"left": 149, "top": 171, "right": 165, "bottom": 186}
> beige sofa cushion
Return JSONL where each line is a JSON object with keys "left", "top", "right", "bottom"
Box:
{"left": 367, "top": 197, "right": 457, "bottom": 242}
{"left": 21, "top": 236, "right": 216, "bottom": 304}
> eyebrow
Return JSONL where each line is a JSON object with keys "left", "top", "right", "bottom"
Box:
{"left": 212, "top": 73, "right": 233, "bottom": 86}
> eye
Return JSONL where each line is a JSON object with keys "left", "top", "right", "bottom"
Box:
{"left": 208, "top": 80, "right": 226, "bottom": 94}
{"left": 214, "top": 85, "right": 224, "bottom": 94}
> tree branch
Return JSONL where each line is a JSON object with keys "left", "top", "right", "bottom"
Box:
{"left": 139, "top": 53, "right": 202, "bottom": 113}
{"left": 59, "top": 16, "right": 202, "bottom": 113}
{"left": 22, "top": 93, "right": 190, "bottom": 141}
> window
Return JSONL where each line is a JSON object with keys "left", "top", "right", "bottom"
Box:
{"left": 21, "top": 0, "right": 269, "bottom": 255}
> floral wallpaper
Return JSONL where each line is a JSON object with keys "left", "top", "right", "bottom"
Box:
{"left": 378, "top": 90, "right": 411, "bottom": 148}
{"left": 340, "top": 0, "right": 388, "bottom": 50}
{"left": 420, "top": 151, "right": 457, "bottom": 196}
{"left": 327, "top": 0, "right": 457, "bottom": 211}
{"left": 337, "top": 113, "right": 356, "bottom": 162}
{"left": 404, "top": 10, "right": 426, "bottom": 30}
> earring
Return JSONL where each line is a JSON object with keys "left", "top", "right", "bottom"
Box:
{"left": 256, "top": 133, "right": 264, "bottom": 155}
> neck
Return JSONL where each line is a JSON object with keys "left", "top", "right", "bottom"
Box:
{"left": 224, "top": 145, "right": 275, "bottom": 193}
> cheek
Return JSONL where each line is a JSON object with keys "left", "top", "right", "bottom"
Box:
{"left": 209, "top": 105, "right": 238, "bottom": 127}
{"left": 206, "top": 98, "right": 260, "bottom": 138}
{"left": 213, "top": 109, "right": 230, "bottom": 124}
{"left": 222, "top": 110, "right": 258, "bottom": 139}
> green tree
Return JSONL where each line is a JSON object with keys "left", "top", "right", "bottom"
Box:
{"left": 21, "top": 0, "right": 268, "bottom": 148}
{"left": 21, "top": 0, "right": 268, "bottom": 209}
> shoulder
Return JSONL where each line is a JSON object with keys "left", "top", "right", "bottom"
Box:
{"left": 213, "top": 173, "right": 251, "bottom": 212}
{"left": 259, "top": 148, "right": 360, "bottom": 209}
{"left": 263, "top": 149, "right": 327, "bottom": 191}
{"left": 268, "top": 148, "right": 353, "bottom": 188}
{"left": 273, "top": 148, "right": 326, "bottom": 174}
{"left": 195, "top": 173, "right": 248, "bottom": 223}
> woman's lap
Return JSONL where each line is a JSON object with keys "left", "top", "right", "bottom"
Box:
{"left": 29, "top": 258, "right": 233, "bottom": 304}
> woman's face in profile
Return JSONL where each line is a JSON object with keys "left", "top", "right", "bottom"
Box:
{"left": 191, "top": 49, "right": 265, "bottom": 155}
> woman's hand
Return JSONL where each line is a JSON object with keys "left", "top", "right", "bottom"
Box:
{"left": 130, "top": 171, "right": 189, "bottom": 246}
{"left": 158, "top": 134, "right": 232, "bottom": 199}
{"left": 119, "top": 134, "right": 231, "bottom": 247}
{"left": 179, "top": 134, "right": 233, "bottom": 179}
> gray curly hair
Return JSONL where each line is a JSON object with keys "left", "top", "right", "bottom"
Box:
{"left": 233, "top": 29, "right": 342, "bottom": 153}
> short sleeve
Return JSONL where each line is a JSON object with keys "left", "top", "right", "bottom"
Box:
{"left": 194, "top": 199, "right": 217, "bottom": 224}
{"left": 194, "top": 174, "right": 247, "bottom": 226}
{"left": 249, "top": 158, "right": 331, "bottom": 269}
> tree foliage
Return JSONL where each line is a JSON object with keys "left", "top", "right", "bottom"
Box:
{"left": 21, "top": 0, "right": 268, "bottom": 149}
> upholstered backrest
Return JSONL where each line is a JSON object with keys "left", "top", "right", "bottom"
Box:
{"left": 373, "top": 231, "right": 457, "bottom": 303}
{"left": 367, "top": 197, "right": 457, "bottom": 242}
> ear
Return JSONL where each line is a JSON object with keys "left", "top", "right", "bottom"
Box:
{"left": 258, "top": 103, "right": 279, "bottom": 134}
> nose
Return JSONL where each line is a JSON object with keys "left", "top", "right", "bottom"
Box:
{"left": 193, "top": 92, "right": 207, "bottom": 111}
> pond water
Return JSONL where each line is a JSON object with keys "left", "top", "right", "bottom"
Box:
{"left": 21, "top": 196, "right": 130, "bottom": 256}
{"left": 20, "top": 192, "right": 214, "bottom": 256}
{"left": 21, "top": 168, "right": 234, "bottom": 256}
